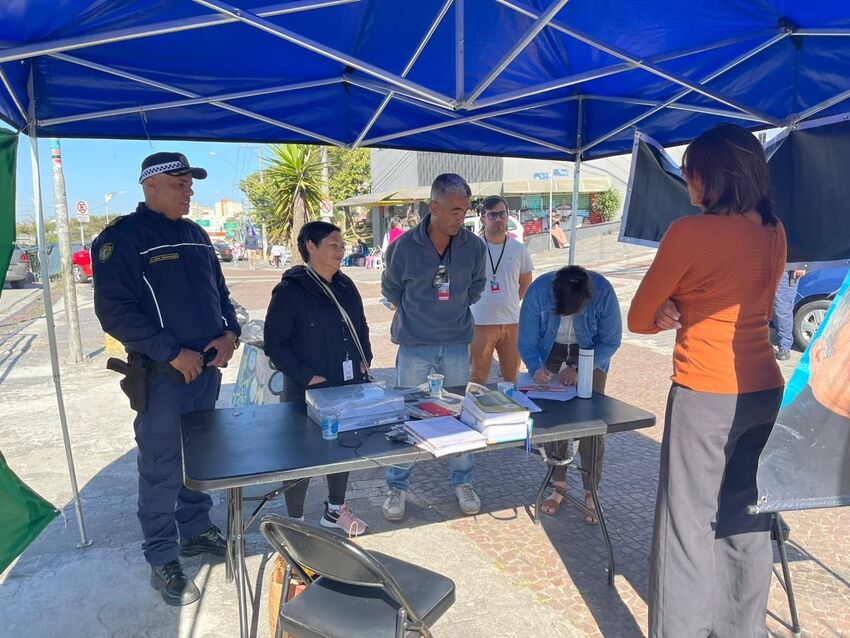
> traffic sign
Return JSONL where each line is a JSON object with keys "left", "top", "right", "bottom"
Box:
{"left": 77, "top": 213, "right": 90, "bottom": 223}
{"left": 320, "top": 198, "right": 333, "bottom": 215}
{"left": 75, "top": 200, "right": 89, "bottom": 216}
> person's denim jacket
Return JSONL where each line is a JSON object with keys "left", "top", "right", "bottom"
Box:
{"left": 518, "top": 270, "right": 622, "bottom": 375}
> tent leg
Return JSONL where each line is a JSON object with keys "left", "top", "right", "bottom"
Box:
{"left": 568, "top": 97, "right": 583, "bottom": 265}
{"left": 28, "top": 124, "right": 91, "bottom": 549}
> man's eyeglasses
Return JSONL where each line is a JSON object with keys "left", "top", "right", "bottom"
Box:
{"left": 485, "top": 210, "right": 508, "bottom": 219}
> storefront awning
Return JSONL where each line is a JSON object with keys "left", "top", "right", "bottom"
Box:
{"left": 334, "top": 191, "right": 400, "bottom": 208}
{"left": 502, "top": 176, "right": 611, "bottom": 195}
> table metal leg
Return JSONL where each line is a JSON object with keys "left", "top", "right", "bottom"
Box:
{"left": 586, "top": 436, "right": 615, "bottom": 586}
{"left": 229, "top": 486, "right": 249, "bottom": 638}
{"left": 772, "top": 513, "right": 802, "bottom": 637}
{"left": 533, "top": 463, "right": 556, "bottom": 525}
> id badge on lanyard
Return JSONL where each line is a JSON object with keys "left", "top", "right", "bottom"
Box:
{"left": 490, "top": 278, "right": 501, "bottom": 293}
{"left": 437, "top": 281, "right": 450, "bottom": 301}
{"left": 342, "top": 357, "right": 354, "bottom": 381}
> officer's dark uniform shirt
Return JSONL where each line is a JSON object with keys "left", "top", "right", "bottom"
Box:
{"left": 92, "top": 202, "right": 241, "bottom": 362}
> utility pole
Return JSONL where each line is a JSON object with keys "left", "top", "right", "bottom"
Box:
{"left": 320, "top": 146, "right": 331, "bottom": 221}
{"left": 258, "top": 145, "right": 268, "bottom": 258}
{"left": 49, "top": 139, "right": 85, "bottom": 364}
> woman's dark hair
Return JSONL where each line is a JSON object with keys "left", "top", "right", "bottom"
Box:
{"left": 682, "top": 123, "right": 777, "bottom": 225}
{"left": 552, "top": 265, "right": 592, "bottom": 316}
{"left": 297, "top": 221, "right": 340, "bottom": 262}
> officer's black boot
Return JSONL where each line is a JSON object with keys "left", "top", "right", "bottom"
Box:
{"left": 150, "top": 560, "right": 200, "bottom": 606}
{"left": 180, "top": 525, "right": 227, "bottom": 557}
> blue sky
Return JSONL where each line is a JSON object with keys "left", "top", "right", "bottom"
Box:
{"left": 11, "top": 131, "right": 264, "bottom": 223}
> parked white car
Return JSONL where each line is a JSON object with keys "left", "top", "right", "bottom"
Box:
{"left": 463, "top": 214, "right": 525, "bottom": 243}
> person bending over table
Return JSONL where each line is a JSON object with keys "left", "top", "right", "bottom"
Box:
{"left": 264, "top": 221, "right": 371, "bottom": 535}
{"left": 628, "top": 124, "right": 787, "bottom": 638}
{"left": 518, "top": 265, "right": 622, "bottom": 522}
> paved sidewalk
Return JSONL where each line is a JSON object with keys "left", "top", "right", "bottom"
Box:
{"left": 2, "top": 234, "right": 848, "bottom": 637}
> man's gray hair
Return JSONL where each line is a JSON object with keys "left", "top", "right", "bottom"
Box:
{"left": 817, "top": 289, "right": 850, "bottom": 357}
{"left": 430, "top": 173, "right": 471, "bottom": 202}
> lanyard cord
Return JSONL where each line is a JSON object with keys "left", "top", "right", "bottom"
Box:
{"left": 486, "top": 237, "right": 507, "bottom": 279}
{"left": 433, "top": 234, "right": 453, "bottom": 264}
{"left": 305, "top": 266, "right": 370, "bottom": 378}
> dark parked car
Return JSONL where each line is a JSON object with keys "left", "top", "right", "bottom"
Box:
{"left": 213, "top": 242, "right": 234, "bottom": 262}
{"left": 5, "top": 244, "right": 30, "bottom": 288}
{"left": 793, "top": 263, "right": 850, "bottom": 349}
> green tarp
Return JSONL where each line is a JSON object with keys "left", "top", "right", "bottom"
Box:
{"left": 0, "top": 451, "right": 59, "bottom": 574}
{"left": 0, "top": 130, "right": 17, "bottom": 291}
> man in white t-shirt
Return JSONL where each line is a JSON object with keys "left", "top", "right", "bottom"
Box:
{"left": 469, "top": 195, "right": 533, "bottom": 383}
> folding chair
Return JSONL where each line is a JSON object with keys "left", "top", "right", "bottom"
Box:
{"left": 260, "top": 515, "right": 455, "bottom": 638}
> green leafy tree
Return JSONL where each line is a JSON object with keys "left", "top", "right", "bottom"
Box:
{"left": 590, "top": 188, "right": 623, "bottom": 223}
{"left": 241, "top": 144, "right": 323, "bottom": 265}
{"left": 327, "top": 147, "right": 370, "bottom": 239}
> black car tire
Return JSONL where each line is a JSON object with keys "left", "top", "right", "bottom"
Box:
{"left": 793, "top": 298, "right": 832, "bottom": 350}
{"left": 72, "top": 264, "right": 88, "bottom": 283}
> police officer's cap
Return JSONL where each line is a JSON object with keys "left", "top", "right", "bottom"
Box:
{"left": 139, "top": 152, "right": 208, "bottom": 184}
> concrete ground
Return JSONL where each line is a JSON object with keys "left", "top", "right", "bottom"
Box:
{"left": 1, "top": 233, "right": 848, "bottom": 637}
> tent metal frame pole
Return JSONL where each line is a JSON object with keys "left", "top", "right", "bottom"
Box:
{"left": 568, "top": 97, "right": 582, "bottom": 265}
{"left": 26, "top": 87, "right": 91, "bottom": 549}
{"left": 351, "top": 78, "right": 575, "bottom": 155}
{"left": 0, "top": 0, "right": 357, "bottom": 64}
{"left": 0, "top": 67, "right": 27, "bottom": 122}
{"left": 795, "top": 28, "right": 850, "bottom": 36}
{"left": 583, "top": 31, "right": 788, "bottom": 154}
{"left": 352, "top": 0, "right": 453, "bottom": 148}
{"left": 193, "top": 0, "right": 456, "bottom": 110}
{"left": 495, "top": 0, "right": 782, "bottom": 126}
{"left": 463, "top": 0, "right": 570, "bottom": 105}
{"left": 470, "top": 29, "right": 777, "bottom": 110}
{"left": 581, "top": 94, "right": 767, "bottom": 122}
{"left": 793, "top": 88, "right": 850, "bottom": 124}
{"left": 361, "top": 94, "right": 578, "bottom": 146}
{"left": 40, "top": 77, "right": 343, "bottom": 127}
{"left": 49, "top": 53, "right": 345, "bottom": 146}
{"left": 455, "top": 0, "right": 464, "bottom": 102}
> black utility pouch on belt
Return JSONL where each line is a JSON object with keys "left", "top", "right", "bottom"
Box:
{"left": 107, "top": 354, "right": 149, "bottom": 412}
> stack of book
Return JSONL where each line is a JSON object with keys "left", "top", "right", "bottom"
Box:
{"left": 403, "top": 416, "right": 488, "bottom": 457}
{"left": 399, "top": 386, "right": 465, "bottom": 419}
{"left": 459, "top": 384, "right": 530, "bottom": 444}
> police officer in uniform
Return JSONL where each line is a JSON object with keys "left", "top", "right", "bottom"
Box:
{"left": 92, "top": 152, "right": 241, "bottom": 606}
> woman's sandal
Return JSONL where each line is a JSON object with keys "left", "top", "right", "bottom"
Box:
{"left": 539, "top": 483, "right": 566, "bottom": 516}
{"left": 584, "top": 491, "right": 599, "bottom": 525}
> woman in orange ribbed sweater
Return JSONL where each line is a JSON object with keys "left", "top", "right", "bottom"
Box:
{"left": 628, "top": 124, "right": 786, "bottom": 638}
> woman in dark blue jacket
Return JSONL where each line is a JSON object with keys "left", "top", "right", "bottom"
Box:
{"left": 264, "top": 222, "right": 372, "bottom": 534}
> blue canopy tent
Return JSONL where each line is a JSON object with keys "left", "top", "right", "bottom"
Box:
{"left": 1, "top": 0, "right": 849, "bottom": 559}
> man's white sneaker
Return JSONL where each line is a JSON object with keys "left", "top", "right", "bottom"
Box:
{"left": 455, "top": 483, "right": 481, "bottom": 515}
{"left": 382, "top": 489, "right": 407, "bottom": 521}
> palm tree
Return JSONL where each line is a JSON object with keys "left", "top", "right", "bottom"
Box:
{"left": 241, "top": 144, "right": 324, "bottom": 266}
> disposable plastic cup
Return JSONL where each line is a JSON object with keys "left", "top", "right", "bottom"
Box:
{"left": 427, "top": 373, "right": 444, "bottom": 398}
{"left": 320, "top": 410, "right": 339, "bottom": 441}
{"left": 497, "top": 381, "right": 515, "bottom": 395}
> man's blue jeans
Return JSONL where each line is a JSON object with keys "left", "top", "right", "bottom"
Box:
{"left": 772, "top": 273, "right": 797, "bottom": 351}
{"left": 386, "top": 344, "right": 474, "bottom": 491}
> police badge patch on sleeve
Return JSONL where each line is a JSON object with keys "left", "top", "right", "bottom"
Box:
{"left": 99, "top": 242, "right": 114, "bottom": 263}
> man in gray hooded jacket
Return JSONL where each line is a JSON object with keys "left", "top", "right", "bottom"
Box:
{"left": 381, "top": 173, "right": 487, "bottom": 521}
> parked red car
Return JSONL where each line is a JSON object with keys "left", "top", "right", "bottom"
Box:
{"left": 71, "top": 244, "right": 92, "bottom": 283}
